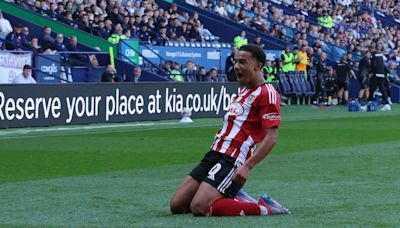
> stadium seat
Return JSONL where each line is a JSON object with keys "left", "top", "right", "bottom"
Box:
{"left": 278, "top": 71, "right": 300, "bottom": 105}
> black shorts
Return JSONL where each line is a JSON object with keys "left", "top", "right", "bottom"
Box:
{"left": 189, "top": 150, "right": 243, "bottom": 198}
{"left": 337, "top": 80, "right": 348, "bottom": 90}
{"left": 358, "top": 77, "right": 369, "bottom": 89}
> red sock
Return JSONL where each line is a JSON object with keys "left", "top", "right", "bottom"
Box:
{"left": 206, "top": 198, "right": 261, "bottom": 216}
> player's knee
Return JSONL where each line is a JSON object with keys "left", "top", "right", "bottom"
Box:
{"left": 170, "top": 198, "right": 186, "bottom": 214}
{"left": 190, "top": 201, "right": 207, "bottom": 216}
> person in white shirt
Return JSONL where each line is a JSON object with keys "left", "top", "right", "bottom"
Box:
{"left": 0, "top": 10, "right": 12, "bottom": 40}
{"left": 12, "top": 64, "right": 36, "bottom": 84}
{"left": 214, "top": 2, "right": 228, "bottom": 17}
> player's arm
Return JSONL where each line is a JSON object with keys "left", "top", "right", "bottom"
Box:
{"left": 232, "top": 89, "right": 280, "bottom": 185}
{"left": 245, "top": 127, "right": 278, "bottom": 169}
{"left": 232, "top": 127, "right": 279, "bottom": 185}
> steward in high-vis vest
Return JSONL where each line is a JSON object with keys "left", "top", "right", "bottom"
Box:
{"left": 107, "top": 24, "right": 127, "bottom": 44}
{"left": 292, "top": 46, "right": 301, "bottom": 71}
{"left": 281, "top": 46, "right": 294, "bottom": 73}
{"left": 318, "top": 11, "right": 334, "bottom": 31}
{"left": 263, "top": 60, "right": 278, "bottom": 83}
{"left": 233, "top": 30, "right": 248, "bottom": 48}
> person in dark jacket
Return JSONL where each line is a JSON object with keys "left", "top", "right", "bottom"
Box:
{"left": 364, "top": 44, "right": 391, "bottom": 111}
{"left": 335, "top": 55, "right": 356, "bottom": 105}
{"left": 225, "top": 45, "right": 237, "bottom": 81}
{"left": 41, "top": 26, "right": 55, "bottom": 51}
{"left": 357, "top": 50, "right": 371, "bottom": 103}
{"left": 5, "top": 24, "right": 28, "bottom": 50}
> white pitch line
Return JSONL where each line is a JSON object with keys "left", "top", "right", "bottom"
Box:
{"left": 0, "top": 122, "right": 220, "bottom": 140}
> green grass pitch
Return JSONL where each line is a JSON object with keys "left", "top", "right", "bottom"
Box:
{"left": 0, "top": 105, "right": 399, "bottom": 227}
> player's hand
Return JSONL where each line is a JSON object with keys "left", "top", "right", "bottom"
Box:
{"left": 232, "top": 165, "right": 251, "bottom": 185}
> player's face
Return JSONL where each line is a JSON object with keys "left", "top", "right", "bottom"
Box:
{"left": 234, "top": 50, "right": 262, "bottom": 87}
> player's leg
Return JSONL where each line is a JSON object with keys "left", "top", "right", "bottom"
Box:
{"left": 170, "top": 176, "right": 200, "bottom": 214}
{"left": 234, "top": 189, "right": 258, "bottom": 203}
{"left": 189, "top": 155, "right": 270, "bottom": 217}
{"left": 368, "top": 77, "right": 378, "bottom": 101}
{"left": 337, "top": 83, "right": 344, "bottom": 104}
{"left": 358, "top": 88, "right": 365, "bottom": 100}
{"left": 235, "top": 189, "right": 291, "bottom": 215}
{"left": 189, "top": 181, "right": 224, "bottom": 216}
{"left": 190, "top": 182, "right": 266, "bottom": 216}
{"left": 365, "top": 86, "right": 369, "bottom": 101}
{"left": 170, "top": 151, "right": 221, "bottom": 214}
{"left": 343, "top": 82, "right": 349, "bottom": 104}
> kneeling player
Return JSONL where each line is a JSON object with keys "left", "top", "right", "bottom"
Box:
{"left": 170, "top": 45, "right": 290, "bottom": 216}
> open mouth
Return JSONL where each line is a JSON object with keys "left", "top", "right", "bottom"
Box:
{"left": 236, "top": 72, "right": 243, "bottom": 80}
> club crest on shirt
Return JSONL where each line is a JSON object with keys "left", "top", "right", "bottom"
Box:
{"left": 227, "top": 101, "right": 244, "bottom": 116}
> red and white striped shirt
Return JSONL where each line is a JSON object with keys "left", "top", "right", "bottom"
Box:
{"left": 211, "top": 83, "right": 281, "bottom": 164}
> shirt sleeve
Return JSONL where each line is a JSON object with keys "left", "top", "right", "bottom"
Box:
{"left": 257, "top": 87, "right": 281, "bottom": 129}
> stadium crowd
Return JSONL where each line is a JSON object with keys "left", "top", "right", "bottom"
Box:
{"left": 6, "top": 0, "right": 217, "bottom": 45}
{"left": 186, "top": 0, "right": 400, "bottom": 59}
{"left": 0, "top": 0, "right": 399, "bottom": 102}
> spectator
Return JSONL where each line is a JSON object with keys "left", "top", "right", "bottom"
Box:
{"left": 252, "top": 34, "right": 264, "bottom": 49}
{"left": 79, "top": 14, "right": 92, "bottom": 33}
{"left": 182, "top": 61, "right": 197, "bottom": 73}
{"left": 28, "top": 36, "right": 43, "bottom": 53}
{"left": 196, "top": 66, "right": 207, "bottom": 81}
{"left": 318, "top": 11, "right": 334, "bottom": 32}
{"left": 55, "top": 2, "right": 65, "bottom": 17}
{"left": 214, "top": 1, "right": 228, "bottom": 17}
{"left": 103, "top": 19, "right": 114, "bottom": 37}
{"left": 162, "top": 61, "right": 172, "bottom": 75}
{"left": 225, "top": 45, "right": 237, "bottom": 81}
{"left": 101, "top": 64, "right": 118, "bottom": 83}
{"left": 281, "top": 46, "right": 295, "bottom": 73}
{"left": 5, "top": 24, "right": 28, "bottom": 50}
{"left": 121, "top": 16, "right": 131, "bottom": 31}
{"left": 54, "top": 33, "right": 68, "bottom": 52}
{"left": 263, "top": 60, "right": 278, "bottom": 83}
{"left": 155, "top": 26, "right": 169, "bottom": 45}
{"left": 124, "top": 29, "right": 132, "bottom": 39}
{"left": 205, "top": 67, "right": 220, "bottom": 82}
{"left": 292, "top": 46, "right": 301, "bottom": 71}
{"left": 133, "top": 66, "right": 142, "bottom": 83}
{"left": 21, "top": 27, "right": 30, "bottom": 41}
{"left": 167, "top": 17, "right": 181, "bottom": 38}
{"left": 191, "top": 24, "right": 202, "bottom": 42}
{"left": 12, "top": 64, "right": 36, "bottom": 84}
{"left": 63, "top": 12, "right": 78, "bottom": 28}
{"left": 233, "top": 30, "right": 248, "bottom": 48}
{"left": 41, "top": 26, "right": 55, "bottom": 51}
{"left": 0, "top": 10, "right": 12, "bottom": 39}
{"left": 107, "top": 7, "right": 123, "bottom": 25}
{"left": 295, "top": 45, "right": 309, "bottom": 76}
{"left": 169, "top": 62, "right": 185, "bottom": 82}
{"left": 107, "top": 24, "right": 127, "bottom": 44}
{"left": 68, "top": 36, "right": 88, "bottom": 66}
{"left": 138, "top": 22, "right": 153, "bottom": 43}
